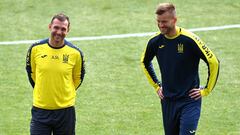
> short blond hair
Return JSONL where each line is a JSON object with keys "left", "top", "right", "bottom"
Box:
{"left": 155, "top": 3, "right": 176, "bottom": 16}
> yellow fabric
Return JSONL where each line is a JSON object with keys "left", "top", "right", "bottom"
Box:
{"left": 30, "top": 43, "right": 83, "bottom": 109}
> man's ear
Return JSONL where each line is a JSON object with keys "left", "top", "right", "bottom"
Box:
{"left": 173, "top": 17, "right": 177, "bottom": 24}
{"left": 48, "top": 24, "right": 52, "bottom": 31}
{"left": 67, "top": 27, "right": 70, "bottom": 32}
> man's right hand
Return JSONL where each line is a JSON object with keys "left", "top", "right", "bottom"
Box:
{"left": 157, "top": 87, "right": 164, "bottom": 99}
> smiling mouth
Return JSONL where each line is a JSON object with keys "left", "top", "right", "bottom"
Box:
{"left": 55, "top": 35, "right": 62, "bottom": 39}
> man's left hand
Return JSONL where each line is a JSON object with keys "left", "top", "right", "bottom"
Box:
{"left": 189, "top": 88, "right": 202, "bottom": 100}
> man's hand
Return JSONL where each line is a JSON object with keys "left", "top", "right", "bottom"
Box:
{"left": 189, "top": 88, "right": 202, "bottom": 100}
{"left": 157, "top": 87, "right": 164, "bottom": 99}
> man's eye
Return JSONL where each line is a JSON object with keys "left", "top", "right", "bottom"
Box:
{"left": 54, "top": 26, "right": 59, "bottom": 29}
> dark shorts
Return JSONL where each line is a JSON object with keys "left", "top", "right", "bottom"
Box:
{"left": 30, "top": 106, "right": 76, "bottom": 135}
{"left": 161, "top": 97, "right": 201, "bottom": 135}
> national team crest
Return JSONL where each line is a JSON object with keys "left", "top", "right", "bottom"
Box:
{"left": 63, "top": 54, "right": 69, "bottom": 63}
{"left": 177, "top": 43, "right": 184, "bottom": 53}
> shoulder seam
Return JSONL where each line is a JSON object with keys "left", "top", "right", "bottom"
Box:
{"left": 149, "top": 32, "right": 161, "bottom": 41}
{"left": 32, "top": 38, "right": 48, "bottom": 46}
{"left": 180, "top": 28, "right": 199, "bottom": 42}
{"left": 65, "top": 41, "right": 83, "bottom": 56}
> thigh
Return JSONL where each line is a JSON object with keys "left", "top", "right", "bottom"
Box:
{"left": 179, "top": 99, "right": 201, "bottom": 135}
{"left": 30, "top": 119, "right": 52, "bottom": 135}
{"left": 53, "top": 107, "right": 76, "bottom": 135}
{"left": 161, "top": 100, "right": 180, "bottom": 135}
{"left": 30, "top": 107, "right": 52, "bottom": 135}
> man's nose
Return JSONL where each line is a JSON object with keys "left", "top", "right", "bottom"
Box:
{"left": 159, "top": 23, "right": 164, "bottom": 27}
{"left": 56, "top": 29, "right": 62, "bottom": 34}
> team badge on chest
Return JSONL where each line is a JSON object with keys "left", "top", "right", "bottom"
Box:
{"left": 63, "top": 54, "right": 69, "bottom": 63}
{"left": 177, "top": 43, "right": 184, "bottom": 53}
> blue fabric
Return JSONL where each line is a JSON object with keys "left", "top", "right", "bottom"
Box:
{"left": 30, "top": 106, "right": 75, "bottom": 135}
{"left": 161, "top": 97, "right": 201, "bottom": 135}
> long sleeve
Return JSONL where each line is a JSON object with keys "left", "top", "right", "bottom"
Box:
{"left": 141, "top": 39, "right": 161, "bottom": 91}
{"left": 73, "top": 50, "right": 85, "bottom": 90}
{"left": 26, "top": 45, "right": 36, "bottom": 88}
{"left": 193, "top": 37, "right": 220, "bottom": 96}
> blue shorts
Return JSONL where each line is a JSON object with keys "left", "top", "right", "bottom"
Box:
{"left": 30, "top": 106, "right": 76, "bottom": 135}
{"left": 161, "top": 97, "right": 201, "bottom": 135}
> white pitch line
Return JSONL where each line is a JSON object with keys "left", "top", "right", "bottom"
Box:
{"left": 0, "top": 24, "right": 240, "bottom": 45}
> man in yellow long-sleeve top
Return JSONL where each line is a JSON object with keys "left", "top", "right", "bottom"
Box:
{"left": 26, "top": 13, "right": 85, "bottom": 135}
{"left": 141, "top": 3, "right": 219, "bottom": 135}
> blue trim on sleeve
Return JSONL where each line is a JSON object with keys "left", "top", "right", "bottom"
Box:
{"left": 65, "top": 40, "right": 85, "bottom": 88}
{"left": 26, "top": 39, "right": 48, "bottom": 88}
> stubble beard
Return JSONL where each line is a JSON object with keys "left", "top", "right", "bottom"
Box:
{"left": 160, "top": 25, "right": 174, "bottom": 36}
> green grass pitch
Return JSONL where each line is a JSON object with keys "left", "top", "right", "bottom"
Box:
{"left": 0, "top": 0, "right": 240, "bottom": 134}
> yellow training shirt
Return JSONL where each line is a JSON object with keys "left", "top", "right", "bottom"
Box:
{"left": 26, "top": 39, "right": 85, "bottom": 110}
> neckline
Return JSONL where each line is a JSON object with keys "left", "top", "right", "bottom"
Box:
{"left": 164, "top": 26, "right": 181, "bottom": 39}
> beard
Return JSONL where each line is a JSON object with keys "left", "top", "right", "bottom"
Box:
{"left": 159, "top": 26, "right": 174, "bottom": 35}
{"left": 160, "top": 27, "right": 172, "bottom": 35}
